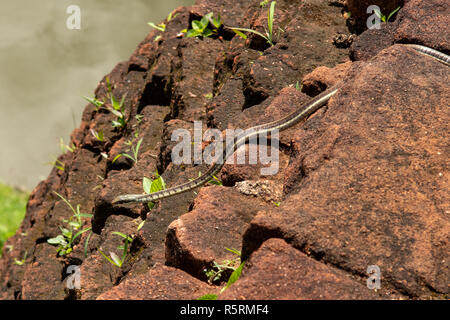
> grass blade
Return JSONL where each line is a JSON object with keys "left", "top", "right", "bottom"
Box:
{"left": 268, "top": 1, "right": 276, "bottom": 37}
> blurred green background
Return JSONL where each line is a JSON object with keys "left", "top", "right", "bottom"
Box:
{"left": 0, "top": 183, "right": 28, "bottom": 256}
{"left": 0, "top": 0, "right": 194, "bottom": 255}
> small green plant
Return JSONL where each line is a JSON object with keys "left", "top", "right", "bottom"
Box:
{"left": 135, "top": 114, "right": 144, "bottom": 124}
{"left": 203, "top": 248, "right": 241, "bottom": 284}
{"left": 143, "top": 171, "right": 166, "bottom": 210}
{"left": 14, "top": 251, "right": 27, "bottom": 266}
{"left": 148, "top": 9, "right": 179, "bottom": 32}
{"left": 60, "top": 138, "right": 76, "bottom": 153}
{"left": 230, "top": 1, "right": 281, "bottom": 47}
{"left": 84, "top": 78, "right": 128, "bottom": 128}
{"left": 374, "top": 6, "right": 401, "bottom": 23}
{"left": 198, "top": 248, "right": 245, "bottom": 300}
{"left": 112, "top": 138, "right": 143, "bottom": 164}
{"left": 191, "top": 172, "right": 222, "bottom": 195}
{"left": 204, "top": 92, "right": 213, "bottom": 99}
{"left": 83, "top": 96, "right": 104, "bottom": 111}
{"left": 98, "top": 232, "right": 133, "bottom": 268}
{"left": 208, "top": 175, "right": 223, "bottom": 186}
{"left": 48, "top": 158, "right": 65, "bottom": 172}
{"left": 90, "top": 129, "right": 104, "bottom": 142}
{"left": 182, "top": 12, "right": 222, "bottom": 38}
{"left": 107, "top": 80, "right": 127, "bottom": 129}
{"left": 47, "top": 192, "right": 92, "bottom": 256}
{"left": 148, "top": 22, "right": 166, "bottom": 32}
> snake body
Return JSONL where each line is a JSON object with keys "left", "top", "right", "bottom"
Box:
{"left": 112, "top": 44, "right": 449, "bottom": 205}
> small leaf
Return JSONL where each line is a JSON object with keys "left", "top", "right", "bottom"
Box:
{"left": 109, "top": 108, "right": 123, "bottom": 118}
{"left": 386, "top": 6, "right": 401, "bottom": 22}
{"left": 150, "top": 175, "right": 166, "bottom": 193}
{"left": 83, "top": 96, "right": 104, "bottom": 108}
{"left": 109, "top": 252, "right": 122, "bottom": 267}
{"left": 112, "top": 231, "right": 133, "bottom": 242}
{"left": 212, "top": 14, "right": 222, "bottom": 29}
{"left": 225, "top": 247, "right": 241, "bottom": 256}
{"left": 232, "top": 29, "right": 247, "bottom": 40}
{"left": 203, "top": 28, "right": 213, "bottom": 38}
{"left": 225, "top": 261, "right": 245, "bottom": 289}
{"left": 186, "top": 29, "right": 199, "bottom": 38}
{"left": 200, "top": 15, "right": 210, "bottom": 30}
{"left": 112, "top": 154, "right": 122, "bottom": 163}
{"left": 143, "top": 177, "right": 152, "bottom": 194}
{"left": 147, "top": 202, "right": 155, "bottom": 210}
{"left": 137, "top": 220, "right": 145, "bottom": 231}
{"left": 53, "top": 191, "right": 76, "bottom": 215}
{"left": 84, "top": 231, "right": 92, "bottom": 258}
{"left": 192, "top": 20, "right": 202, "bottom": 31}
{"left": 268, "top": 1, "right": 276, "bottom": 36}
{"left": 47, "top": 236, "right": 64, "bottom": 245}
{"left": 73, "top": 227, "right": 92, "bottom": 242}
{"left": 99, "top": 250, "right": 119, "bottom": 267}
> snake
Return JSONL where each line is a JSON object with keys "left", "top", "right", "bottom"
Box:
{"left": 112, "top": 44, "right": 449, "bottom": 205}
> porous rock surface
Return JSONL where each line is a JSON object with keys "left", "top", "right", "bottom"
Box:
{"left": 0, "top": 0, "right": 448, "bottom": 300}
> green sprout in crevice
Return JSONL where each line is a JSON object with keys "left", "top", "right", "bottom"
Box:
{"left": 83, "top": 77, "right": 128, "bottom": 130}
{"left": 229, "top": 1, "right": 283, "bottom": 47}
{"left": 112, "top": 137, "right": 143, "bottom": 165}
{"left": 181, "top": 12, "right": 222, "bottom": 38}
{"left": 198, "top": 248, "right": 246, "bottom": 300}
{"left": 60, "top": 138, "right": 76, "bottom": 154}
{"left": 14, "top": 251, "right": 27, "bottom": 266}
{"left": 142, "top": 171, "right": 166, "bottom": 211}
{"left": 98, "top": 232, "right": 133, "bottom": 268}
{"left": 47, "top": 192, "right": 92, "bottom": 257}
{"left": 90, "top": 129, "right": 104, "bottom": 142}
{"left": 374, "top": 6, "right": 401, "bottom": 23}
{"left": 148, "top": 9, "right": 180, "bottom": 41}
{"left": 48, "top": 158, "right": 65, "bottom": 172}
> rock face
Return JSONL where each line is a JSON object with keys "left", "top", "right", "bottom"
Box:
{"left": 0, "top": 0, "right": 448, "bottom": 300}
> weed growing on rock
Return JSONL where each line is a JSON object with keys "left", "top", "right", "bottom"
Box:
{"left": 98, "top": 232, "right": 133, "bottom": 268}
{"left": 190, "top": 171, "right": 222, "bottom": 195}
{"left": 374, "top": 6, "right": 401, "bottom": 23}
{"left": 229, "top": 1, "right": 282, "bottom": 47}
{"left": 260, "top": 0, "right": 270, "bottom": 8}
{"left": 182, "top": 12, "right": 222, "bottom": 38}
{"left": 198, "top": 248, "right": 245, "bottom": 300}
{"left": 203, "top": 248, "right": 241, "bottom": 284}
{"left": 59, "top": 138, "right": 76, "bottom": 153}
{"left": 84, "top": 78, "right": 128, "bottom": 129}
{"left": 143, "top": 171, "right": 166, "bottom": 211}
{"left": 148, "top": 9, "right": 179, "bottom": 33}
{"left": 83, "top": 96, "right": 104, "bottom": 111}
{"left": 112, "top": 138, "right": 143, "bottom": 164}
{"left": 48, "top": 158, "right": 65, "bottom": 172}
{"left": 105, "top": 78, "right": 127, "bottom": 129}
{"left": 47, "top": 192, "right": 92, "bottom": 256}
{"left": 90, "top": 129, "right": 104, "bottom": 142}
{"left": 13, "top": 251, "right": 27, "bottom": 266}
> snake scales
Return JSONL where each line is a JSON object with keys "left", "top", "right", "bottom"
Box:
{"left": 112, "top": 44, "right": 449, "bottom": 205}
